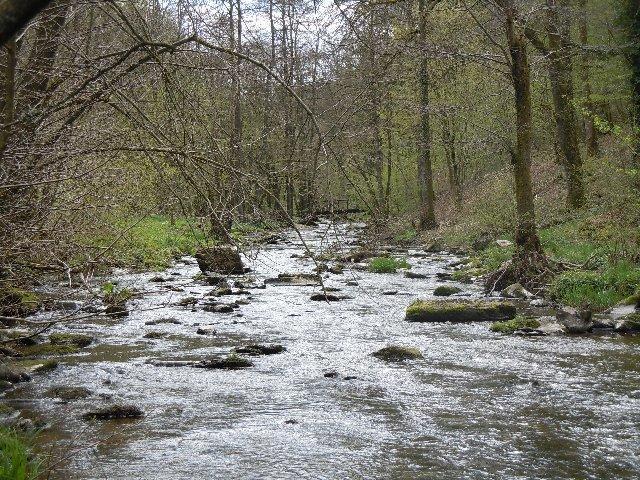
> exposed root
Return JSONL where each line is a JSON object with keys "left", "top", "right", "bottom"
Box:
{"left": 484, "top": 250, "right": 558, "bottom": 295}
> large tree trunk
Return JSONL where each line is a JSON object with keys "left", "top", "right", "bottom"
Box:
{"left": 626, "top": 0, "right": 640, "bottom": 187}
{"left": 229, "top": 0, "right": 244, "bottom": 218}
{"left": 504, "top": 1, "right": 544, "bottom": 260}
{"left": 547, "top": 0, "right": 586, "bottom": 209}
{"left": 417, "top": 0, "right": 437, "bottom": 229}
{"left": 578, "top": 0, "right": 598, "bottom": 156}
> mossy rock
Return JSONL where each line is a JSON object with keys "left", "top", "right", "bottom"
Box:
{"left": 372, "top": 345, "right": 423, "bottom": 361}
{"left": 0, "top": 286, "right": 41, "bottom": 318}
{"left": 19, "top": 343, "right": 80, "bottom": 357}
{"left": 621, "top": 292, "right": 640, "bottom": 307}
{"left": 49, "top": 333, "right": 94, "bottom": 348}
{"left": 406, "top": 300, "right": 517, "bottom": 323}
{"left": 234, "top": 344, "right": 286, "bottom": 356}
{"left": 614, "top": 313, "right": 640, "bottom": 333}
{"left": 195, "top": 246, "right": 244, "bottom": 275}
{"left": 490, "top": 316, "right": 541, "bottom": 334}
{"left": 82, "top": 404, "right": 144, "bottom": 421}
{"left": 195, "top": 354, "right": 253, "bottom": 370}
{"left": 46, "top": 386, "right": 91, "bottom": 401}
{"left": 20, "top": 359, "right": 59, "bottom": 373}
{"left": 433, "top": 285, "right": 463, "bottom": 297}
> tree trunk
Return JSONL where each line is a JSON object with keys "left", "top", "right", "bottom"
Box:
{"left": 547, "top": 0, "right": 586, "bottom": 209}
{"left": 417, "top": 0, "right": 437, "bottom": 229}
{"left": 578, "top": 0, "right": 598, "bottom": 156}
{"left": 626, "top": 0, "right": 640, "bottom": 187}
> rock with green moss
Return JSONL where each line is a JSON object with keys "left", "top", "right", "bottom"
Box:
{"left": 369, "top": 257, "right": 410, "bottom": 273}
{"left": 433, "top": 285, "right": 463, "bottom": 297}
{"left": 195, "top": 354, "right": 253, "bottom": 370}
{"left": 490, "top": 316, "right": 541, "bottom": 334}
{"left": 20, "top": 343, "right": 80, "bottom": 357}
{"left": 620, "top": 292, "right": 640, "bottom": 308}
{"left": 614, "top": 313, "right": 640, "bottom": 333}
{"left": 372, "top": 345, "right": 423, "bottom": 361}
{"left": 0, "top": 363, "right": 30, "bottom": 384}
{"left": 31, "top": 360, "right": 59, "bottom": 373}
{"left": 405, "top": 300, "right": 517, "bottom": 323}
{"left": 264, "top": 273, "right": 320, "bottom": 286}
{"left": 49, "top": 333, "right": 94, "bottom": 348}
{"left": 0, "top": 286, "right": 41, "bottom": 319}
{"left": 82, "top": 404, "right": 144, "bottom": 421}
{"left": 195, "top": 246, "right": 244, "bottom": 275}
{"left": 46, "top": 386, "right": 91, "bottom": 401}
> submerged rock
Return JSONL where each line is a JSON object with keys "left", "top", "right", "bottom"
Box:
{"left": 49, "top": 333, "right": 94, "bottom": 348}
{"left": 149, "top": 276, "right": 168, "bottom": 283}
{"left": 195, "top": 354, "right": 253, "bottom": 370}
{"left": 234, "top": 344, "right": 286, "bottom": 356}
{"left": 82, "top": 404, "right": 144, "bottom": 421}
{"left": 372, "top": 345, "right": 423, "bottom": 361}
{"left": 203, "top": 304, "right": 235, "bottom": 313}
{"left": 195, "top": 246, "right": 244, "bottom": 275}
{"left": 556, "top": 306, "right": 593, "bottom": 334}
{"left": 45, "top": 386, "right": 91, "bottom": 401}
{"left": 433, "top": 285, "right": 462, "bottom": 297}
{"left": 405, "top": 271, "right": 427, "bottom": 279}
{"left": 143, "top": 331, "right": 166, "bottom": 339}
{"left": 175, "top": 296, "right": 198, "bottom": 307}
{"left": 105, "top": 304, "right": 128, "bottom": 317}
{"left": 145, "top": 317, "right": 181, "bottom": 325}
{"left": 264, "top": 273, "right": 320, "bottom": 287}
{"left": 0, "top": 364, "right": 30, "bottom": 384}
{"left": 406, "top": 300, "right": 517, "bottom": 323}
{"left": 310, "top": 293, "right": 340, "bottom": 302}
{"left": 196, "top": 326, "right": 217, "bottom": 335}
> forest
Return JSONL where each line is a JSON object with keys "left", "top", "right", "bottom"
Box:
{"left": 0, "top": 0, "right": 639, "bottom": 478}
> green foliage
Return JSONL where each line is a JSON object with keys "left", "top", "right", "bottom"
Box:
{"left": 433, "top": 285, "right": 462, "bottom": 296}
{"left": 0, "top": 428, "right": 40, "bottom": 480}
{"left": 490, "top": 316, "right": 541, "bottom": 334}
{"left": 393, "top": 228, "right": 418, "bottom": 242}
{"left": 368, "top": 257, "right": 411, "bottom": 273}
{"left": 101, "top": 283, "right": 134, "bottom": 306}
{"left": 550, "top": 261, "right": 640, "bottom": 310}
{"left": 48, "top": 333, "right": 93, "bottom": 348}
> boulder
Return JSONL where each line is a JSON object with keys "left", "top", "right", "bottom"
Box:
{"left": 143, "top": 331, "right": 166, "bottom": 339}
{"left": 495, "top": 239, "right": 513, "bottom": 248}
{"left": 45, "top": 386, "right": 91, "bottom": 401}
{"left": 195, "top": 246, "right": 244, "bottom": 275}
{"left": 372, "top": 345, "right": 423, "bottom": 361}
{"left": 49, "top": 333, "right": 94, "bottom": 348}
{"left": 433, "top": 285, "right": 462, "bottom": 297}
{"left": 405, "top": 300, "right": 517, "bottom": 323}
{"left": 196, "top": 326, "right": 217, "bottom": 335}
{"left": 264, "top": 273, "right": 320, "bottom": 287}
{"left": 310, "top": 293, "right": 340, "bottom": 302}
{"left": 234, "top": 344, "right": 286, "bottom": 356}
{"left": 105, "top": 304, "right": 128, "bottom": 317}
{"left": 614, "top": 313, "right": 640, "bottom": 333}
{"left": 195, "top": 354, "right": 253, "bottom": 369}
{"left": 501, "top": 283, "right": 534, "bottom": 299}
{"left": 556, "top": 306, "right": 593, "bottom": 334}
{"left": 82, "top": 404, "right": 144, "bottom": 421}
{"left": 405, "top": 271, "right": 428, "bottom": 279}
{"left": 145, "top": 317, "right": 181, "bottom": 326}
{"left": 0, "top": 364, "right": 30, "bottom": 384}
{"left": 203, "top": 304, "right": 234, "bottom": 313}
{"left": 328, "top": 264, "right": 344, "bottom": 275}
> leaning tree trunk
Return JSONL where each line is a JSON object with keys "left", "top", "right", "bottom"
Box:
{"left": 417, "top": 0, "right": 437, "bottom": 229}
{"left": 547, "top": 0, "right": 586, "bottom": 209}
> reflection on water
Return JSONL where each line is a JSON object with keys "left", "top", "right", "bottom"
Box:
{"left": 5, "top": 222, "right": 640, "bottom": 479}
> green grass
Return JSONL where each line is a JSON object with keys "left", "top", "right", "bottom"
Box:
{"left": 393, "top": 228, "right": 418, "bottom": 242}
{"left": 0, "top": 428, "right": 40, "bottom": 480}
{"left": 368, "top": 257, "right": 411, "bottom": 273}
{"left": 549, "top": 261, "right": 640, "bottom": 310}
{"left": 490, "top": 316, "right": 541, "bottom": 334}
{"left": 101, "top": 282, "right": 134, "bottom": 306}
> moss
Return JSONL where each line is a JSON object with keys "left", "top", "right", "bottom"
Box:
{"left": 433, "top": 285, "right": 462, "bottom": 296}
{"left": 621, "top": 291, "right": 640, "bottom": 306}
{"left": 406, "top": 300, "right": 517, "bottom": 323}
{"left": 372, "top": 345, "right": 423, "bottom": 361}
{"left": 49, "top": 333, "right": 93, "bottom": 348}
{"left": 368, "top": 257, "right": 411, "bottom": 273}
{"left": 101, "top": 283, "right": 134, "bottom": 306}
{"left": 18, "top": 359, "right": 59, "bottom": 373}
{"left": 45, "top": 386, "right": 91, "bottom": 401}
{"left": 0, "top": 286, "right": 41, "bottom": 317}
{"left": 82, "top": 404, "right": 143, "bottom": 421}
{"left": 490, "top": 316, "right": 541, "bottom": 334}
{"left": 196, "top": 353, "right": 253, "bottom": 369}
{"left": 19, "top": 343, "right": 80, "bottom": 357}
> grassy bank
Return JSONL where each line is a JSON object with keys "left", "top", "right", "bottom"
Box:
{"left": 0, "top": 428, "right": 40, "bottom": 480}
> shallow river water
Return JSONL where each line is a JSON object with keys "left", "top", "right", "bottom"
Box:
{"left": 5, "top": 221, "right": 640, "bottom": 479}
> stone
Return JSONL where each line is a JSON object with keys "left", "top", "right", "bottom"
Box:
{"left": 383, "top": 290, "right": 398, "bottom": 296}
{"left": 195, "top": 246, "right": 244, "bottom": 275}
{"left": 264, "top": 273, "right": 321, "bottom": 287}
{"left": 372, "top": 345, "right": 423, "bottom": 361}
{"left": 203, "top": 304, "right": 234, "bottom": 313}
{"left": 143, "top": 331, "right": 166, "bottom": 339}
{"left": 495, "top": 239, "right": 513, "bottom": 248}
{"left": 556, "top": 306, "right": 593, "bottom": 334}
{"left": 105, "top": 304, "right": 128, "bottom": 317}
{"left": 196, "top": 326, "right": 217, "bottom": 335}
{"left": 346, "top": 281, "right": 359, "bottom": 286}
{"left": 406, "top": 300, "right": 517, "bottom": 323}
{"left": 195, "top": 354, "right": 253, "bottom": 369}
{"left": 501, "top": 283, "right": 534, "bottom": 299}
{"left": 472, "top": 232, "right": 493, "bottom": 251}
{"left": 324, "top": 371, "right": 339, "bottom": 378}
{"left": 310, "top": 293, "right": 340, "bottom": 302}
{"left": 145, "top": 317, "right": 181, "bottom": 325}
{"left": 82, "top": 404, "right": 144, "bottom": 421}
{"left": 234, "top": 344, "right": 286, "bottom": 356}
{"left": 405, "top": 271, "right": 427, "bottom": 279}
{"left": 529, "top": 298, "right": 549, "bottom": 307}
{"left": 175, "top": 296, "right": 197, "bottom": 307}
{"left": 433, "top": 285, "right": 462, "bottom": 297}
{"left": 614, "top": 313, "right": 640, "bottom": 333}
{"left": 149, "top": 276, "right": 168, "bottom": 283}
{"left": 0, "top": 364, "right": 30, "bottom": 384}
{"left": 45, "top": 386, "right": 91, "bottom": 401}
{"left": 49, "top": 333, "right": 94, "bottom": 348}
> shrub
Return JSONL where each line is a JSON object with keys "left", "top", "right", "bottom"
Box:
{"left": 369, "top": 257, "right": 411, "bottom": 273}
{"left": 101, "top": 282, "right": 134, "bottom": 306}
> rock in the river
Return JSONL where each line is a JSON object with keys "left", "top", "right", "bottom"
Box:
{"left": 614, "top": 313, "right": 640, "bottom": 333}
{"left": 309, "top": 293, "right": 340, "bottom": 302}
{"left": 529, "top": 298, "right": 550, "bottom": 308}
{"left": 49, "top": 333, "right": 94, "bottom": 348}
{"left": 265, "top": 273, "right": 321, "bottom": 287}
{"left": 383, "top": 290, "right": 398, "bottom": 296}
{"left": 145, "top": 317, "right": 181, "bottom": 325}
{"left": 203, "top": 304, "right": 235, "bottom": 313}
{"left": 195, "top": 354, "right": 253, "bottom": 370}
{"left": 556, "top": 306, "right": 593, "bottom": 334}
{"left": 195, "top": 246, "right": 244, "bottom": 275}
{"left": 501, "top": 283, "right": 534, "bottom": 299}
{"left": 196, "top": 326, "right": 217, "bottom": 335}
{"left": 345, "top": 280, "right": 359, "bottom": 286}
{"left": 0, "top": 364, "right": 30, "bottom": 384}
{"left": 234, "top": 344, "right": 286, "bottom": 356}
{"left": 175, "top": 296, "right": 197, "bottom": 307}
{"left": 328, "top": 264, "right": 344, "bottom": 275}
{"left": 405, "top": 300, "right": 517, "bottom": 323}
{"left": 372, "top": 345, "right": 423, "bottom": 361}
{"left": 143, "top": 331, "right": 166, "bottom": 339}
{"left": 149, "top": 276, "right": 168, "bottom": 283}
{"left": 208, "top": 287, "right": 233, "bottom": 297}
{"left": 82, "top": 404, "right": 144, "bottom": 421}
{"left": 405, "top": 271, "right": 427, "bottom": 279}
{"left": 45, "top": 386, "right": 91, "bottom": 401}
{"left": 105, "top": 304, "right": 128, "bottom": 317}
{"left": 433, "top": 285, "right": 462, "bottom": 297}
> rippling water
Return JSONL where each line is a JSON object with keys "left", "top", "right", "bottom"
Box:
{"left": 6, "top": 222, "right": 640, "bottom": 479}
